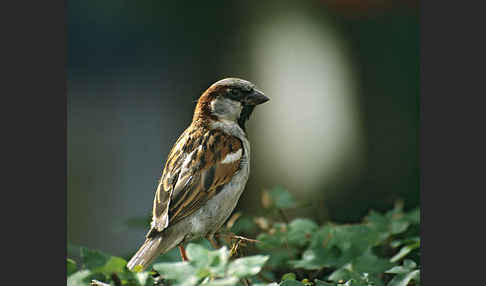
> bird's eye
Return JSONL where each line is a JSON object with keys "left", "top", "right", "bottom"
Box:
{"left": 225, "top": 89, "right": 239, "bottom": 100}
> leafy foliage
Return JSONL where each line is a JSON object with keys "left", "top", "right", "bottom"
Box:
{"left": 67, "top": 187, "right": 420, "bottom": 286}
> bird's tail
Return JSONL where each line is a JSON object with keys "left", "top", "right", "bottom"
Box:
{"left": 127, "top": 235, "right": 164, "bottom": 271}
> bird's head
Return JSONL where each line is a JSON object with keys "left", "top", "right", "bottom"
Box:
{"left": 193, "top": 78, "right": 269, "bottom": 130}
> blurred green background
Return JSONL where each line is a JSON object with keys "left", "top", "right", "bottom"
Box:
{"left": 68, "top": 0, "right": 419, "bottom": 258}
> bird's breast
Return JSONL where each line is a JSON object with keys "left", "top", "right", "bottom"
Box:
{"left": 187, "top": 150, "right": 249, "bottom": 237}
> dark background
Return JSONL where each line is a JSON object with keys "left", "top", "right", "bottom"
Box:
{"left": 68, "top": 0, "right": 419, "bottom": 257}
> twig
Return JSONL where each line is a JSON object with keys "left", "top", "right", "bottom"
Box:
{"left": 215, "top": 233, "right": 260, "bottom": 243}
{"left": 278, "top": 208, "right": 289, "bottom": 224}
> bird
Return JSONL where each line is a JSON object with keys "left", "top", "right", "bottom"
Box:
{"left": 126, "top": 78, "right": 269, "bottom": 271}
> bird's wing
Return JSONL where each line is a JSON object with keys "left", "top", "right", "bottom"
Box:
{"left": 147, "top": 127, "right": 243, "bottom": 237}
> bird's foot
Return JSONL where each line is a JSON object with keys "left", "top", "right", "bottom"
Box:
{"left": 214, "top": 231, "right": 260, "bottom": 244}
{"left": 212, "top": 231, "right": 260, "bottom": 258}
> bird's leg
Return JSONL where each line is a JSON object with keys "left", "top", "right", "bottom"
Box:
{"left": 209, "top": 232, "right": 251, "bottom": 286}
{"left": 178, "top": 245, "right": 189, "bottom": 261}
{"left": 206, "top": 233, "right": 221, "bottom": 249}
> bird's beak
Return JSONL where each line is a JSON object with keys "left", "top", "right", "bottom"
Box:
{"left": 247, "top": 88, "right": 270, "bottom": 105}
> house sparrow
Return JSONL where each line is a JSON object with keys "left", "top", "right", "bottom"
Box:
{"left": 127, "top": 78, "right": 269, "bottom": 271}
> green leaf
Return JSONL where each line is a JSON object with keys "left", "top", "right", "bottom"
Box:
{"left": 332, "top": 224, "right": 379, "bottom": 255}
{"left": 269, "top": 187, "right": 297, "bottom": 209}
{"left": 289, "top": 247, "right": 339, "bottom": 270}
{"left": 256, "top": 222, "right": 296, "bottom": 269}
{"left": 186, "top": 243, "right": 230, "bottom": 276}
{"left": 255, "top": 283, "right": 278, "bottom": 286}
{"left": 67, "top": 258, "right": 77, "bottom": 277}
{"left": 81, "top": 247, "right": 109, "bottom": 270}
{"left": 186, "top": 243, "right": 213, "bottom": 268}
{"left": 256, "top": 226, "right": 290, "bottom": 250}
{"left": 289, "top": 225, "right": 339, "bottom": 269}
{"left": 202, "top": 277, "right": 239, "bottom": 286}
{"left": 152, "top": 261, "right": 200, "bottom": 286}
{"left": 314, "top": 280, "right": 335, "bottom": 286}
{"left": 67, "top": 204, "right": 420, "bottom": 286}
{"left": 386, "top": 205, "right": 411, "bottom": 235}
{"left": 385, "top": 266, "right": 410, "bottom": 275}
{"left": 386, "top": 270, "right": 420, "bottom": 286}
{"left": 328, "top": 264, "right": 384, "bottom": 286}
{"left": 279, "top": 280, "right": 304, "bottom": 286}
{"left": 229, "top": 215, "right": 258, "bottom": 235}
{"left": 113, "top": 269, "right": 145, "bottom": 286}
{"left": 365, "top": 206, "right": 414, "bottom": 244}
{"left": 90, "top": 280, "right": 110, "bottom": 286}
{"left": 67, "top": 270, "right": 93, "bottom": 286}
{"left": 227, "top": 255, "right": 269, "bottom": 277}
{"left": 365, "top": 211, "right": 392, "bottom": 242}
{"left": 291, "top": 223, "right": 382, "bottom": 270}
{"left": 264, "top": 248, "right": 299, "bottom": 269}
{"left": 390, "top": 241, "right": 420, "bottom": 263}
{"left": 287, "top": 219, "right": 319, "bottom": 247}
{"left": 402, "top": 259, "right": 417, "bottom": 269}
{"left": 385, "top": 259, "right": 417, "bottom": 274}
{"left": 389, "top": 221, "right": 410, "bottom": 235}
{"left": 390, "top": 237, "right": 420, "bottom": 249}
{"left": 94, "top": 256, "right": 127, "bottom": 275}
{"left": 405, "top": 208, "right": 420, "bottom": 224}
{"left": 79, "top": 247, "right": 127, "bottom": 276}
{"left": 152, "top": 261, "right": 196, "bottom": 280}
{"left": 151, "top": 245, "right": 184, "bottom": 264}
{"left": 352, "top": 249, "right": 394, "bottom": 275}
{"left": 134, "top": 272, "right": 150, "bottom": 286}
{"left": 281, "top": 273, "right": 297, "bottom": 281}
{"left": 327, "top": 265, "right": 359, "bottom": 282}
{"left": 256, "top": 233, "right": 281, "bottom": 250}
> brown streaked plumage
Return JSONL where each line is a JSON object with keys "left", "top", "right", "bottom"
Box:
{"left": 161, "top": 129, "right": 243, "bottom": 228}
{"left": 127, "top": 78, "right": 269, "bottom": 271}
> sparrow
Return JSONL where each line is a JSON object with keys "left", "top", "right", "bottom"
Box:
{"left": 127, "top": 78, "right": 269, "bottom": 271}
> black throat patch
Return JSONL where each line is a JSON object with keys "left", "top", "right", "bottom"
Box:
{"left": 238, "top": 105, "right": 255, "bottom": 131}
